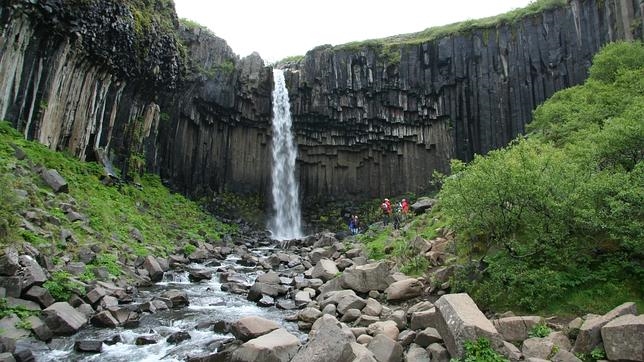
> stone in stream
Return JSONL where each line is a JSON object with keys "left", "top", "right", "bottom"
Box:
{"left": 142, "top": 256, "right": 164, "bottom": 282}
{"left": 167, "top": 330, "right": 191, "bottom": 344}
{"left": 159, "top": 289, "right": 189, "bottom": 308}
{"left": 74, "top": 340, "right": 102, "bottom": 353}
{"left": 135, "top": 335, "right": 158, "bottom": 345}
{"left": 188, "top": 270, "right": 213, "bottom": 282}
{"left": 255, "top": 271, "right": 281, "bottom": 285}
{"left": 90, "top": 310, "right": 119, "bottom": 328}
{"left": 247, "top": 282, "right": 287, "bottom": 302}
{"left": 230, "top": 316, "right": 280, "bottom": 342}
{"left": 230, "top": 328, "right": 299, "bottom": 362}
{"left": 257, "top": 295, "right": 275, "bottom": 307}
{"left": 42, "top": 302, "right": 88, "bottom": 335}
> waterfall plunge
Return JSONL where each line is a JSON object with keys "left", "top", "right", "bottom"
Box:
{"left": 269, "top": 69, "right": 303, "bottom": 240}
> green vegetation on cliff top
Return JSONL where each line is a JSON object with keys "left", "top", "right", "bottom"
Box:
{"left": 437, "top": 41, "right": 644, "bottom": 314}
{"left": 0, "top": 121, "right": 235, "bottom": 261}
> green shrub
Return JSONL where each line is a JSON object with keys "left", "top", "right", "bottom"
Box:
{"left": 0, "top": 298, "right": 39, "bottom": 321}
{"left": 43, "top": 271, "right": 84, "bottom": 302}
{"left": 450, "top": 338, "right": 508, "bottom": 362}
{"left": 183, "top": 244, "right": 197, "bottom": 255}
{"left": 528, "top": 322, "right": 552, "bottom": 338}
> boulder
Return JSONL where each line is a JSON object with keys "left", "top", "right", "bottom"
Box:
{"left": 26, "top": 316, "right": 52, "bottom": 342}
{"left": 309, "top": 248, "right": 334, "bottom": 264}
{"left": 231, "top": 316, "right": 280, "bottom": 342}
{"left": 294, "top": 291, "right": 312, "bottom": 307}
{"left": 410, "top": 198, "right": 435, "bottom": 214}
{"left": 319, "top": 290, "right": 366, "bottom": 314}
{"left": 410, "top": 236, "right": 432, "bottom": 254}
{"left": 522, "top": 337, "right": 557, "bottom": 360}
{"left": 492, "top": 316, "right": 543, "bottom": 342}
{"left": 414, "top": 327, "right": 442, "bottom": 347}
{"left": 348, "top": 342, "right": 377, "bottom": 361}
{"left": 0, "top": 277, "right": 22, "bottom": 298}
{"left": 362, "top": 298, "right": 382, "bottom": 317}
{"left": 18, "top": 255, "right": 47, "bottom": 288}
{"left": 74, "top": 340, "right": 102, "bottom": 353}
{"left": 428, "top": 342, "right": 450, "bottom": 362}
{"left": 385, "top": 278, "right": 423, "bottom": 301}
{"left": 90, "top": 311, "right": 119, "bottom": 328}
{"left": 410, "top": 308, "right": 436, "bottom": 330}
{"left": 298, "top": 307, "right": 323, "bottom": 324}
{"left": 341, "top": 262, "right": 391, "bottom": 293}
{"left": 255, "top": 271, "right": 281, "bottom": 285}
{"left": 167, "top": 331, "right": 191, "bottom": 344}
{"left": 86, "top": 287, "right": 108, "bottom": 305}
{"left": 0, "top": 353, "right": 15, "bottom": 362}
{"left": 142, "top": 256, "right": 163, "bottom": 282}
{"left": 601, "top": 314, "right": 644, "bottom": 362}
{"left": 431, "top": 293, "right": 501, "bottom": 358}
{"left": 291, "top": 315, "right": 355, "bottom": 362}
{"left": 40, "top": 169, "right": 68, "bottom": 193}
{"left": 247, "top": 282, "right": 287, "bottom": 301}
{"left": 159, "top": 289, "right": 189, "bottom": 308}
{"left": 572, "top": 302, "right": 637, "bottom": 353}
{"left": 42, "top": 302, "right": 88, "bottom": 335}
{"left": 231, "top": 328, "right": 299, "bottom": 362}
{"left": 551, "top": 349, "right": 582, "bottom": 362}
{"left": 367, "top": 334, "right": 403, "bottom": 362}
{"left": 311, "top": 259, "right": 339, "bottom": 282}
{"left": 367, "top": 320, "right": 399, "bottom": 340}
{"left": 188, "top": 270, "right": 213, "bottom": 282}
{"left": 406, "top": 344, "right": 431, "bottom": 362}
{"left": 135, "top": 336, "right": 157, "bottom": 345}
{"left": 340, "top": 309, "right": 361, "bottom": 323}
{"left": 0, "top": 249, "right": 20, "bottom": 276}
{"left": 398, "top": 330, "right": 417, "bottom": 347}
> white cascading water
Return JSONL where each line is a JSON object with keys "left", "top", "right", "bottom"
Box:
{"left": 269, "top": 69, "right": 303, "bottom": 240}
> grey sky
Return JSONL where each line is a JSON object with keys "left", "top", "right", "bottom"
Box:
{"left": 174, "top": 0, "right": 533, "bottom": 62}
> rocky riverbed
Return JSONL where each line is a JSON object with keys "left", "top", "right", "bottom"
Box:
{"left": 1, "top": 229, "right": 642, "bottom": 362}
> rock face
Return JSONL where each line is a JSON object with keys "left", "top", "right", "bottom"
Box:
{"left": 0, "top": 0, "right": 641, "bottom": 202}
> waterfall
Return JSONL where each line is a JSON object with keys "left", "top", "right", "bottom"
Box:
{"left": 269, "top": 69, "right": 303, "bottom": 240}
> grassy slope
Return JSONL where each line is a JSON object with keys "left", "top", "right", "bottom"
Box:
{"left": 0, "top": 121, "right": 234, "bottom": 261}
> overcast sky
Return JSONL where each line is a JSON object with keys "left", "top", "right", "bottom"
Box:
{"left": 174, "top": 0, "right": 534, "bottom": 62}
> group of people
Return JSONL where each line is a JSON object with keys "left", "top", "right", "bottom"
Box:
{"left": 345, "top": 197, "right": 411, "bottom": 235}
{"left": 381, "top": 198, "right": 410, "bottom": 229}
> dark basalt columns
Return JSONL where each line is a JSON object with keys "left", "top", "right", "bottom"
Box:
{"left": 0, "top": 0, "right": 641, "bottom": 203}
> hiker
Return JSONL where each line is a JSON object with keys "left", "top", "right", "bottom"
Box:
{"left": 348, "top": 215, "right": 357, "bottom": 235}
{"left": 381, "top": 198, "right": 392, "bottom": 226}
{"left": 351, "top": 215, "right": 360, "bottom": 235}
{"left": 393, "top": 201, "right": 402, "bottom": 229}
{"left": 401, "top": 198, "right": 410, "bottom": 215}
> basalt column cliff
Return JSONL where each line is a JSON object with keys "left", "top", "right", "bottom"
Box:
{"left": 0, "top": 0, "right": 642, "bottom": 202}
{"left": 284, "top": 0, "right": 643, "bottom": 199}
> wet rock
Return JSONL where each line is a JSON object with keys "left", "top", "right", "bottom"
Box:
{"left": 160, "top": 289, "right": 189, "bottom": 308}
{"left": 257, "top": 295, "right": 275, "bottom": 307}
{"left": 40, "top": 169, "right": 68, "bottom": 193}
{"left": 385, "top": 278, "right": 423, "bottom": 301}
{"left": 135, "top": 336, "right": 158, "bottom": 345}
{"left": 167, "top": 331, "right": 191, "bottom": 344}
{"left": 90, "top": 311, "right": 119, "bottom": 328}
{"left": 142, "top": 256, "right": 164, "bottom": 282}
{"left": 231, "top": 328, "right": 299, "bottom": 362}
{"left": 247, "top": 282, "right": 286, "bottom": 301}
{"left": 432, "top": 293, "right": 501, "bottom": 358}
{"left": 367, "top": 334, "right": 403, "bottom": 362}
{"left": 231, "top": 316, "right": 280, "bottom": 342}
{"left": 601, "top": 314, "right": 644, "bottom": 362}
{"left": 188, "top": 270, "right": 212, "bottom": 282}
{"left": 103, "top": 335, "right": 122, "bottom": 345}
{"left": 74, "top": 340, "right": 102, "bottom": 353}
{"left": 42, "top": 302, "right": 88, "bottom": 335}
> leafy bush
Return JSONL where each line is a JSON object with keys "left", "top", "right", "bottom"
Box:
{"left": 43, "top": 271, "right": 85, "bottom": 302}
{"left": 450, "top": 338, "right": 508, "bottom": 362}
{"left": 528, "top": 323, "right": 552, "bottom": 338}
{"left": 0, "top": 298, "right": 40, "bottom": 323}
{"left": 441, "top": 42, "right": 644, "bottom": 313}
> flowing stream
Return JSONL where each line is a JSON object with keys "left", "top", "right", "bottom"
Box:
{"left": 34, "top": 247, "right": 302, "bottom": 361}
{"left": 269, "top": 69, "right": 303, "bottom": 240}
